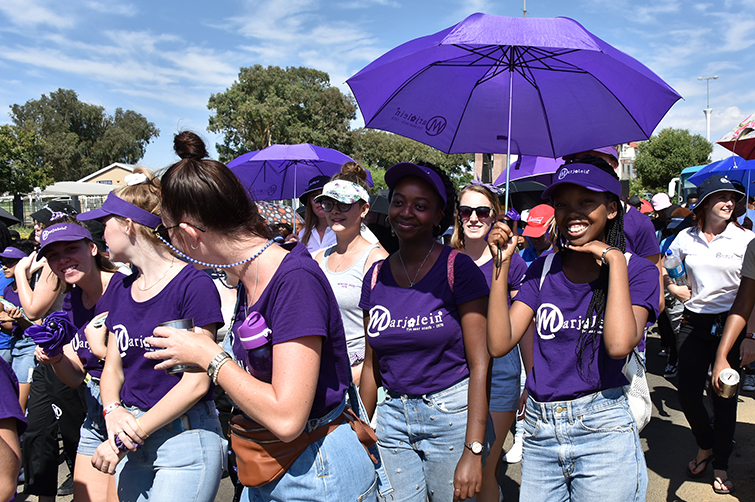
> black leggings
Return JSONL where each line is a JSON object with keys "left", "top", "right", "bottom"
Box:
{"left": 657, "top": 309, "right": 678, "bottom": 366}
{"left": 677, "top": 309, "right": 743, "bottom": 471}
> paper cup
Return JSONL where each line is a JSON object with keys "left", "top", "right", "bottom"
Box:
{"left": 719, "top": 368, "right": 740, "bottom": 398}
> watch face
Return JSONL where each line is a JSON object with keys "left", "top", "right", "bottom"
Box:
{"left": 468, "top": 441, "right": 483, "bottom": 454}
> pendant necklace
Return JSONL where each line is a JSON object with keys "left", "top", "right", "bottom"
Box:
{"left": 137, "top": 256, "right": 175, "bottom": 292}
{"left": 398, "top": 242, "right": 434, "bottom": 287}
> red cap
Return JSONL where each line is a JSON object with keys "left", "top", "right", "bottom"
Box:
{"left": 522, "top": 204, "right": 554, "bottom": 238}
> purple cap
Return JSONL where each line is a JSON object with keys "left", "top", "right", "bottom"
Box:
{"left": 0, "top": 247, "right": 28, "bottom": 260}
{"left": 563, "top": 145, "right": 619, "bottom": 163}
{"left": 542, "top": 163, "right": 622, "bottom": 200}
{"left": 385, "top": 163, "right": 447, "bottom": 204}
{"left": 77, "top": 193, "right": 162, "bottom": 228}
{"left": 38, "top": 223, "right": 93, "bottom": 257}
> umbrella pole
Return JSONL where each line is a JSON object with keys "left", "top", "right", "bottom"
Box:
{"left": 504, "top": 67, "right": 514, "bottom": 214}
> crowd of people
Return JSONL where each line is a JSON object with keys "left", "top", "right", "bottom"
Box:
{"left": 1, "top": 132, "right": 754, "bottom": 502}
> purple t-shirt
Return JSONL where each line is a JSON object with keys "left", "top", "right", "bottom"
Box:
{"left": 624, "top": 205, "right": 660, "bottom": 259}
{"left": 514, "top": 252, "right": 660, "bottom": 402}
{"left": 65, "top": 273, "right": 128, "bottom": 378}
{"left": 2, "top": 284, "right": 26, "bottom": 339}
{"left": 0, "top": 357, "right": 26, "bottom": 435}
{"left": 231, "top": 243, "right": 351, "bottom": 420}
{"left": 105, "top": 265, "right": 223, "bottom": 410}
{"left": 360, "top": 246, "right": 489, "bottom": 395}
{"left": 480, "top": 252, "right": 527, "bottom": 306}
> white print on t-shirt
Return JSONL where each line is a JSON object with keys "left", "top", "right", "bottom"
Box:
{"left": 367, "top": 305, "right": 444, "bottom": 337}
{"left": 112, "top": 324, "right": 154, "bottom": 357}
{"left": 536, "top": 304, "right": 602, "bottom": 340}
{"left": 70, "top": 332, "right": 91, "bottom": 353}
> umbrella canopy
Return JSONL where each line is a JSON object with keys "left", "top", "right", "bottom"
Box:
{"left": 254, "top": 201, "right": 303, "bottom": 227}
{"left": 493, "top": 156, "right": 562, "bottom": 185}
{"left": 688, "top": 156, "right": 755, "bottom": 187}
{"left": 347, "top": 13, "right": 681, "bottom": 211}
{"left": 227, "top": 143, "right": 372, "bottom": 201}
{"left": 347, "top": 13, "right": 681, "bottom": 158}
{"left": 718, "top": 113, "right": 755, "bottom": 160}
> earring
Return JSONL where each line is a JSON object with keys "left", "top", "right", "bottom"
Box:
{"left": 191, "top": 243, "right": 198, "bottom": 250}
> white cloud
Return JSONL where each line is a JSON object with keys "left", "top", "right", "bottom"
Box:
{"left": 0, "top": 0, "right": 75, "bottom": 29}
{"left": 86, "top": 2, "right": 138, "bottom": 17}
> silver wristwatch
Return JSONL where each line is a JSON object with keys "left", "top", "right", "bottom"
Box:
{"left": 465, "top": 441, "right": 483, "bottom": 455}
{"left": 207, "top": 351, "right": 232, "bottom": 384}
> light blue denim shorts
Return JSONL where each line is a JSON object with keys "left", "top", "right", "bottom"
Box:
{"left": 520, "top": 387, "right": 648, "bottom": 502}
{"left": 490, "top": 345, "right": 522, "bottom": 412}
{"left": 10, "top": 335, "right": 36, "bottom": 384}
{"left": 77, "top": 377, "right": 107, "bottom": 456}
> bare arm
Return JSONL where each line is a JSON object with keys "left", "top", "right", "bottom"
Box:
{"left": 145, "top": 326, "right": 322, "bottom": 443}
{"left": 453, "top": 296, "right": 490, "bottom": 501}
{"left": 486, "top": 222, "right": 535, "bottom": 358}
{"left": 0, "top": 417, "right": 21, "bottom": 502}
{"left": 712, "top": 277, "right": 755, "bottom": 394}
{"left": 601, "top": 248, "right": 645, "bottom": 358}
{"left": 14, "top": 255, "right": 60, "bottom": 320}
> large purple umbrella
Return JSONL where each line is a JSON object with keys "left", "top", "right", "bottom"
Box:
{"left": 347, "top": 13, "right": 681, "bottom": 210}
{"left": 493, "top": 155, "right": 563, "bottom": 185}
{"left": 227, "top": 143, "right": 372, "bottom": 201}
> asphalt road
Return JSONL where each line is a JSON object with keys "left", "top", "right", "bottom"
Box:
{"left": 16, "top": 331, "right": 754, "bottom": 501}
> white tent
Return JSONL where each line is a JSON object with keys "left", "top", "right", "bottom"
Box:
{"left": 40, "top": 182, "right": 115, "bottom": 196}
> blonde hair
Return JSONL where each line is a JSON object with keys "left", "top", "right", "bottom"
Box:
{"left": 450, "top": 184, "right": 501, "bottom": 250}
{"left": 113, "top": 167, "right": 164, "bottom": 247}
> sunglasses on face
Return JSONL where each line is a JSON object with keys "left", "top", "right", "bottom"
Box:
{"left": 153, "top": 222, "right": 206, "bottom": 243}
{"left": 458, "top": 206, "right": 493, "bottom": 220}
{"left": 1, "top": 259, "right": 19, "bottom": 268}
{"left": 320, "top": 200, "right": 354, "bottom": 213}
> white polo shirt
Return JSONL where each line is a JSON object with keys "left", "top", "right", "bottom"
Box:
{"left": 668, "top": 223, "right": 755, "bottom": 313}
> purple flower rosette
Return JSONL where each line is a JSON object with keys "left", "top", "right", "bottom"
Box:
{"left": 25, "top": 311, "right": 77, "bottom": 357}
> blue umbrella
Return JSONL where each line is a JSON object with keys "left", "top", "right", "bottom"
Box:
{"left": 227, "top": 143, "right": 372, "bottom": 202}
{"left": 688, "top": 156, "right": 755, "bottom": 186}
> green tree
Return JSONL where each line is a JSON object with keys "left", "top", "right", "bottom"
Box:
{"left": 0, "top": 125, "right": 52, "bottom": 194}
{"left": 634, "top": 128, "right": 712, "bottom": 193}
{"left": 10, "top": 89, "right": 159, "bottom": 181}
{"left": 350, "top": 129, "right": 473, "bottom": 191}
{"left": 208, "top": 65, "right": 356, "bottom": 162}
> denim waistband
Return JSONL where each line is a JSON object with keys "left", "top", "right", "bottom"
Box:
{"left": 304, "top": 394, "right": 347, "bottom": 433}
{"left": 124, "top": 400, "right": 216, "bottom": 432}
{"left": 385, "top": 376, "right": 469, "bottom": 400}
{"left": 527, "top": 387, "right": 626, "bottom": 424}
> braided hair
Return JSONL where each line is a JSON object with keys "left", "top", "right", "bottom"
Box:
{"left": 558, "top": 155, "right": 626, "bottom": 378}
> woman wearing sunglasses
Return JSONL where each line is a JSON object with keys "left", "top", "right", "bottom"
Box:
{"left": 450, "top": 182, "right": 528, "bottom": 502}
{"left": 313, "top": 172, "right": 388, "bottom": 387}
{"left": 81, "top": 169, "right": 226, "bottom": 502}
{"left": 140, "top": 131, "right": 380, "bottom": 501}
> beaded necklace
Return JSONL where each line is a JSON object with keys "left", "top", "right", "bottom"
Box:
{"left": 154, "top": 234, "right": 275, "bottom": 269}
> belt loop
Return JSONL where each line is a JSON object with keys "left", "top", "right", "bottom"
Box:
{"left": 540, "top": 402, "right": 548, "bottom": 424}
{"left": 567, "top": 401, "right": 574, "bottom": 424}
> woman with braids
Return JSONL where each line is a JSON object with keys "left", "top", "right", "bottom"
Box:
{"left": 450, "top": 181, "right": 526, "bottom": 502}
{"left": 487, "top": 157, "right": 659, "bottom": 502}
{"left": 360, "top": 162, "right": 493, "bottom": 501}
{"left": 667, "top": 175, "right": 754, "bottom": 495}
{"left": 83, "top": 168, "right": 226, "bottom": 502}
{"left": 139, "top": 131, "right": 380, "bottom": 501}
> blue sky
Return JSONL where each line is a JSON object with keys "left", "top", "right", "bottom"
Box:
{"left": 1, "top": 0, "right": 753, "bottom": 173}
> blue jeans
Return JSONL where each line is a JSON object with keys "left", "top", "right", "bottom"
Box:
{"left": 520, "top": 387, "right": 648, "bottom": 502}
{"left": 115, "top": 400, "right": 227, "bottom": 502}
{"left": 490, "top": 345, "right": 521, "bottom": 412}
{"left": 376, "top": 377, "right": 494, "bottom": 502}
{"left": 78, "top": 377, "right": 107, "bottom": 456}
{"left": 10, "top": 334, "right": 36, "bottom": 383}
{"left": 242, "top": 394, "right": 378, "bottom": 502}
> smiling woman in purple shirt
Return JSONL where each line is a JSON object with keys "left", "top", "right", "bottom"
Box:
{"left": 487, "top": 157, "right": 659, "bottom": 502}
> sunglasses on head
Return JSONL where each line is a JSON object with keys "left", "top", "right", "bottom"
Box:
{"left": 320, "top": 200, "right": 354, "bottom": 213}
{"left": 153, "top": 222, "right": 206, "bottom": 243}
{"left": 458, "top": 206, "right": 493, "bottom": 220}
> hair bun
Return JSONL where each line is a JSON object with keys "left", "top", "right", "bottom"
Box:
{"left": 340, "top": 161, "right": 368, "bottom": 181}
{"left": 174, "top": 131, "right": 209, "bottom": 160}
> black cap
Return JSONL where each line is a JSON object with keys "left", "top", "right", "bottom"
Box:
{"left": 693, "top": 176, "right": 745, "bottom": 213}
{"left": 298, "top": 175, "right": 331, "bottom": 206}
{"left": 30, "top": 201, "right": 78, "bottom": 226}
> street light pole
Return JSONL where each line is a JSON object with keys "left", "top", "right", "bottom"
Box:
{"left": 698, "top": 75, "right": 718, "bottom": 141}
